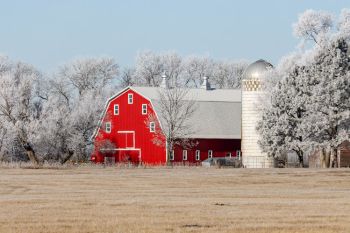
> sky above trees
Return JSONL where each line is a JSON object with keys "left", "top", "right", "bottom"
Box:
{"left": 0, "top": 0, "right": 349, "bottom": 72}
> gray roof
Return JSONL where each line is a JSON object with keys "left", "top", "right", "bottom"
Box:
{"left": 243, "top": 59, "right": 273, "bottom": 80}
{"left": 131, "top": 87, "right": 242, "bottom": 139}
{"left": 132, "top": 86, "right": 241, "bottom": 102}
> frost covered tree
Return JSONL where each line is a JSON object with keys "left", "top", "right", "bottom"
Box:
{"left": 0, "top": 61, "right": 44, "bottom": 164}
{"left": 305, "top": 38, "right": 350, "bottom": 167}
{"left": 58, "top": 57, "right": 118, "bottom": 95}
{"left": 160, "top": 52, "right": 183, "bottom": 87}
{"left": 258, "top": 9, "right": 350, "bottom": 168}
{"left": 146, "top": 87, "right": 197, "bottom": 165}
{"left": 38, "top": 57, "right": 119, "bottom": 163}
{"left": 257, "top": 64, "right": 313, "bottom": 167}
{"left": 0, "top": 55, "right": 12, "bottom": 73}
{"left": 130, "top": 51, "right": 245, "bottom": 89}
{"left": 133, "top": 51, "right": 165, "bottom": 86}
{"left": 133, "top": 51, "right": 183, "bottom": 87}
{"left": 293, "top": 9, "right": 333, "bottom": 45}
{"left": 338, "top": 9, "right": 350, "bottom": 39}
{"left": 0, "top": 56, "right": 12, "bottom": 162}
{"left": 35, "top": 94, "right": 73, "bottom": 163}
{"left": 134, "top": 51, "right": 163, "bottom": 86}
{"left": 181, "top": 56, "right": 214, "bottom": 88}
{"left": 119, "top": 67, "right": 135, "bottom": 88}
{"left": 211, "top": 61, "right": 248, "bottom": 89}
{"left": 133, "top": 52, "right": 215, "bottom": 88}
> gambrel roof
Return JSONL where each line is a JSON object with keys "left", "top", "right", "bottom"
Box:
{"left": 132, "top": 87, "right": 242, "bottom": 139}
{"left": 92, "top": 86, "right": 242, "bottom": 140}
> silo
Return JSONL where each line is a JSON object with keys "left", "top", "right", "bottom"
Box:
{"left": 241, "top": 59, "right": 274, "bottom": 168}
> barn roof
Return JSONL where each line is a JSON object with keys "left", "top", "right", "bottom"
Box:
{"left": 132, "top": 86, "right": 241, "bottom": 103}
{"left": 131, "top": 86, "right": 242, "bottom": 139}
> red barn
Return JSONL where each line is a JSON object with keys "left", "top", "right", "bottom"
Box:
{"left": 91, "top": 78, "right": 242, "bottom": 165}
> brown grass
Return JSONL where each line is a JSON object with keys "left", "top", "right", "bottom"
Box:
{"left": 1, "top": 167, "right": 350, "bottom": 233}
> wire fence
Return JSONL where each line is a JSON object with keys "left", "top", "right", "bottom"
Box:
{"left": 243, "top": 156, "right": 275, "bottom": 168}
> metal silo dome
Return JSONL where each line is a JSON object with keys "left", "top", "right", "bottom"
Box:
{"left": 243, "top": 59, "right": 273, "bottom": 80}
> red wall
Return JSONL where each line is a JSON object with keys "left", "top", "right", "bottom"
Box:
{"left": 172, "top": 139, "right": 241, "bottom": 164}
{"left": 92, "top": 88, "right": 241, "bottom": 165}
{"left": 92, "top": 88, "right": 166, "bottom": 164}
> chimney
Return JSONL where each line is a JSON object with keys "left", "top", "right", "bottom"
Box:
{"left": 200, "top": 76, "right": 211, "bottom": 90}
{"left": 160, "top": 73, "right": 169, "bottom": 89}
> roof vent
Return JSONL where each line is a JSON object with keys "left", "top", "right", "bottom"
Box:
{"left": 200, "top": 76, "right": 211, "bottom": 90}
{"left": 160, "top": 73, "right": 169, "bottom": 89}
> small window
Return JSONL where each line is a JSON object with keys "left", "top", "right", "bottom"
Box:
{"left": 142, "top": 104, "right": 147, "bottom": 115}
{"left": 208, "top": 150, "right": 213, "bottom": 158}
{"left": 114, "top": 104, "right": 119, "bottom": 115}
{"left": 195, "top": 150, "right": 200, "bottom": 161}
{"left": 236, "top": 150, "right": 241, "bottom": 160}
{"left": 150, "top": 122, "right": 155, "bottom": 132}
{"left": 128, "top": 93, "right": 133, "bottom": 104}
{"left": 170, "top": 150, "right": 174, "bottom": 161}
{"left": 105, "top": 122, "right": 111, "bottom": 133}
{"left": 182, "top": 150, "right": 187, "bottom": 161}
{"left": 226, "top": 152, "right": 232, "bottom": 158}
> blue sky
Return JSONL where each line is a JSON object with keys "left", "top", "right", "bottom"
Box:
{"left": 0, "top": 0, "right": 348, "bottom": 72}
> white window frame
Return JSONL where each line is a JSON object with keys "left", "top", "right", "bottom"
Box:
{"left": 208, "top": 150, "right": 213, "bottom": 158}
{"left": 105, "top": 122, "right": 111, "bottom": 133}
{"left": 236, "top": 150, "right": 241, "bottom": 160}
{"left": 128, "top": 93, "right": 133, "bottom": 104}
{"left": 182, "top": 150, "right": 187, "bottom": 161}
{"left": 226, "top": 152, "right": 232, "bottom": 158}
{"left": 195, "top": 150, "right": 200, "bottom": 161}
{"left": 142, "top": 104, "right": 147, "bottom": 115}
{"left": 114, "top": 104, "right": 119, "bottom": 115}
{"left": 170, "top": 150, "right": 174, "bottom": 161}
{"left": 149, "top": 122, "right": 155, "bottom": 132}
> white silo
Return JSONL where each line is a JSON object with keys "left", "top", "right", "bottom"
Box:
{"left": 241, "top": 59, "right": 274, "bottom": 168}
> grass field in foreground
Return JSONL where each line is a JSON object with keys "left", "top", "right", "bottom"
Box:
{"left": 1, "top": 167, "right": 350, "bottom": 233}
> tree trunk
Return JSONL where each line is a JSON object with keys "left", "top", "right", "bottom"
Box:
{"left": 297, "top": 151, "right": 304, "bottom": 168}
{"left": 298, "top": 155, "right": 304, "bottom": 168}
{"left": 23, "top": 143, "right": 39, "bottom": 165}
{"left": 329, "top": 149, "right": 334, "bottom": 168}
{"left": 329, "top": 147, "right": 338, "bottom": 168}
{"left": 166, "top": 140, "right": 173, "bottom": 167}
{"left": 325, "top": 148, "right": 331, "bottom": 168}
{"left": 60, "top": 150, "right": 74, "bottom": 165}
{"left": 320, "top": 148, "right": 326, "bottom": 168}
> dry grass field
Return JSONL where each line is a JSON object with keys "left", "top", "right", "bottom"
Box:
{"left": 1, "top": 166, "right": 350, "bottom": 233}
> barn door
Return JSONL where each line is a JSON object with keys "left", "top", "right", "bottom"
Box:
{"left": 117, "top": 131, "right": 135, "bottom": 148}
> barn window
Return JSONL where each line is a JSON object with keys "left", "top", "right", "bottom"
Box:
{"left": 208, "top": 150, "right": 213, "bottom": 158}
{"left": 195, "top": 150, "right": 200, "bottom": 161}
{"left": 105, "top": 122, "right": 111, "bottom": 133}
{"left": 114, "top": 104, "right": 119, "bottom": 115}
{"left": 150, "top": 122, "right": 155, "bottom": 132}
{"left": 128, "top": 93, "right": 133, "bottom": 104}
{"left": 170, "top": 150, "right": 174, "bottom": 161}
{"left": 226, "top": 152, "right": 232, "bottom": 158}
{"left": 236, "top": 150, "right": 241, "bottom": 160}
{"left": 142, "top": 104, "right": 147, "bottom": 115}
{"left": 182, "top": 150, "right": 187, "bottom": 160}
